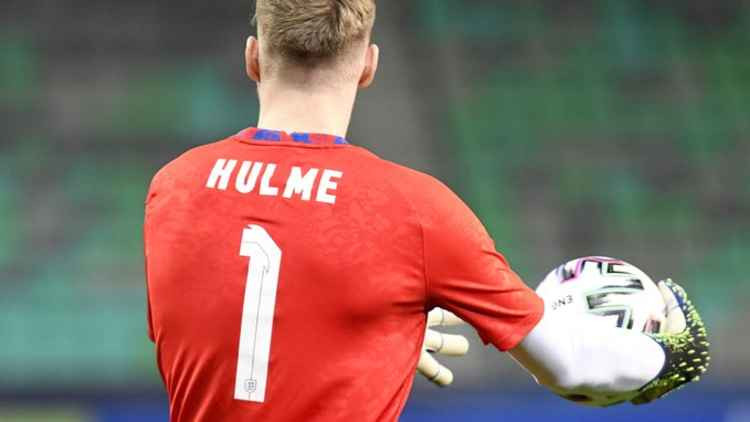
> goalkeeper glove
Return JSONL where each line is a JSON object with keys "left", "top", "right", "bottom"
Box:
{"left": 416, "top": 308, "right": 470, "bottom": 387}
{"left": 632, "top": 279, "right": 711, "bottom": 405}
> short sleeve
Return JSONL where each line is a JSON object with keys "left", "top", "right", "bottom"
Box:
{"left": 418, "top": 179, "right": 544, "bottom": 351}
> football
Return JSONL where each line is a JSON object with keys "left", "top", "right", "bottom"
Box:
{"left": 537, "top": 257, "right": 667, "bottom": 335}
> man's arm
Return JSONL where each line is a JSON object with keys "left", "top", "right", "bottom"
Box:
{"left": 509, "top": 279, "right": 709, "bottom": 406}
{"left": 509, "top": 306, "right": 665, "bottom": 404}
{"left": 409, "top": 175, "right": 709, "bottom": 404}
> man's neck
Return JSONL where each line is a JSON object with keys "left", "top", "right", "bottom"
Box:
{"left": 256, "top": 82, "right": 358, "bottom": 138}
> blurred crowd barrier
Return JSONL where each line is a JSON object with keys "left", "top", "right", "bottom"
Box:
{"left": 0, "top": 1, "right": 748, "bottom": 419}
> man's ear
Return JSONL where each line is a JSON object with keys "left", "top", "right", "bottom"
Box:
{"left": 246, "top": 36, "right": 262, "bottom": 83}
{"left": 358, "top": 44, "right": 379, "bottom": 89}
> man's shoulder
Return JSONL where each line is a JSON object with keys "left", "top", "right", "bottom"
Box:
{"left": 359, "top": 153, "right": 465, "bottom": 220}
{"left": 148, "top": 136, "right": 236, "bottom": 190}
{"left": 364, "top": 154, "right": 449, "bottom": 195}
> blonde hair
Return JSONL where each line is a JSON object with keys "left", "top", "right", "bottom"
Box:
{"left": 254, "top": 0, "right": 376, "bottom": 61}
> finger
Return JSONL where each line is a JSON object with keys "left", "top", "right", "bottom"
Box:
{"left": 657, "top": 279, "right": 687, "bottom": 333}
{"left": 424, "top": 329, "right": 470, "bottom": 356}
{"left": 427, "top": 308, "right": 465, "bottom": 328}
{"left": 417, "top": 350, "right": 454, "bottom": 387}
{"left": 660, "top": 279, "right": 689, "bottom": 308}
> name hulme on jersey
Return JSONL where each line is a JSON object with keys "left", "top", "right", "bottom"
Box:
{"left": 206, "top": 159, "right": 343, "bottom": 205}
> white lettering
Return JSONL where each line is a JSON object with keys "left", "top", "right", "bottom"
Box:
{"left": 283, "top": 167, "right": 320, "bottom": 201}
{"left": 206, "top": 159, "right": 342, "bottom": 205}
{"left": 316, "top": 170, "right": 343, "bottom": 204}
{"left": 259, "top": 164, "right": 279, "bottom": 196}
{"left": 207, "top": 159, "right": 238, "bottom": 190}
{"left": 235, "top": 161, "right": 263, "bottom": 194}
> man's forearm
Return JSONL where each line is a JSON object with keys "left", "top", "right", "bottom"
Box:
{"left": 509, "top": 309, "right": 665, "bottom": 398}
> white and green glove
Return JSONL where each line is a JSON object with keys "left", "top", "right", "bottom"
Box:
{"left": 632, "top": 279, "right": 711, "bottom": 404}
{"left": 416, "top": 308, "right": 470, "bottom": 386}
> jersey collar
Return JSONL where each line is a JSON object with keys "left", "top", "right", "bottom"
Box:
{"left": 236, "top": 127, "right": 349, "bottom": 146}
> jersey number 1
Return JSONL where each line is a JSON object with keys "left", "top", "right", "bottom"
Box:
{"left": 234, "top": 225, "right": 282, "bottom": 403}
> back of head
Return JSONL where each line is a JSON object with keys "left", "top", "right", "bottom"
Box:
{"left": 255, "top": 0, "right": 376, "bottom": 62}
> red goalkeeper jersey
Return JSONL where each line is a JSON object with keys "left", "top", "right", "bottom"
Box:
{"left": 144, "top": 127, "right": 544, "bottom": 422}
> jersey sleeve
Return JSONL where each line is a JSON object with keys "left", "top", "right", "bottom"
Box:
{"left": 143, "top": 175, "right": 161, "bottom": 343}
{"left": 418, "top": 179, "right": 544, "bottom": 351}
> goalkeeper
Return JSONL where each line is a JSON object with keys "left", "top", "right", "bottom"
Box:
{"left": 143, "top": 0, "right": 710, "bottom": 419}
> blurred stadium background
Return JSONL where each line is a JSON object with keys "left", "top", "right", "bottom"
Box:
{"left": 1, "top": 1, "right": 748, "bottom": 421}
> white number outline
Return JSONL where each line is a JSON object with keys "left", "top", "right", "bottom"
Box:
{"left": 234, "top": 225, "right": 282, "bottom": 403}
